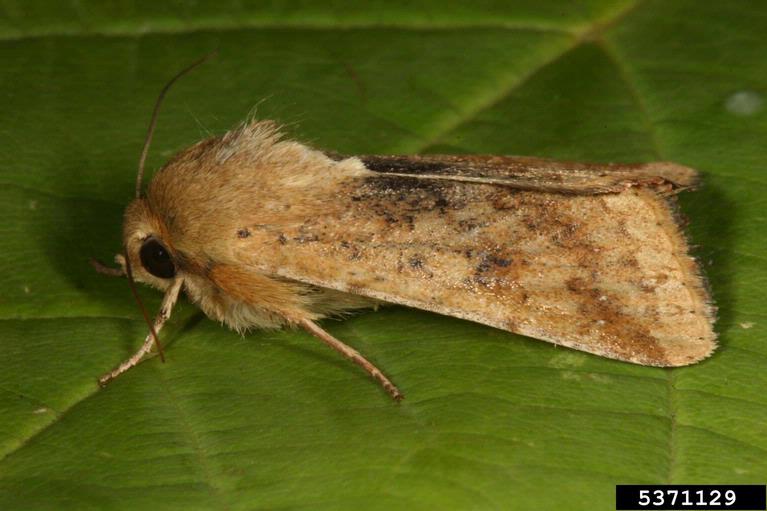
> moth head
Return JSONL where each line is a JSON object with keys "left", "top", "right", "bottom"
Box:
{"left": 117, "top": 54, "right": 216, "bottom": 288}
{"left": 119, "top": 198, "right": 180, "bottom": 291}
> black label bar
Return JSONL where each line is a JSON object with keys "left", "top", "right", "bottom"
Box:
{"left": 616, "top": 485, "right": 766, "bottom": 510}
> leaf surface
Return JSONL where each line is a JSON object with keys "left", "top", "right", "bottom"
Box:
{"left": 1, "top": 1, "right": 765, "bottom": 509}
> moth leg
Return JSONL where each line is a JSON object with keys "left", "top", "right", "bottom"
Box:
{"left": 90, "top": 254, "right": 126, "bottom": 277}
{"left": 98, "top": 327, "right": 157, "bottom": 386}
{"left": 299, "top": 318, "right": 404, "bottom": 402}
{"left": 98, "top": 278, "right": 183, "bottom": 386}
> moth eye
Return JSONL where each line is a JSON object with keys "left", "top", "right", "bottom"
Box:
{"left": 139, "top": 238, "right": 176, "bottom": 279}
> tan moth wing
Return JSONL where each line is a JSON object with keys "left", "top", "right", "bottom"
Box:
{"left": 234, "top": 153, "right": 715, "bottom": 367}
{"left": 146, "top": 123, "right": 715, "bottom": 367}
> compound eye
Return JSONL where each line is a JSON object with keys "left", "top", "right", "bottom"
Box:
{"left": 139, "top": 238, "right": 176, "bottom": 279}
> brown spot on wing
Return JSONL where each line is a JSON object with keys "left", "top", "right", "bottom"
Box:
{"left": 565, "top": 277, "right": 664, "bottom": 364}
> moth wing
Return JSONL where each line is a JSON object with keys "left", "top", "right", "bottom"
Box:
{"left": 357, "top": 154, "right": 698, "bottom": 193}
{"left": 241, "top": 155, "right": 715, "bottom": 367}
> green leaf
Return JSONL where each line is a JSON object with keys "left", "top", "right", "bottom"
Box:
{"left": 1, "top": 1, "right": 765, "bottom": 509}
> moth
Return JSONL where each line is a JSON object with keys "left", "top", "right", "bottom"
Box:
{"left": 95, "top": 61, "right": 716, "bottom": 401}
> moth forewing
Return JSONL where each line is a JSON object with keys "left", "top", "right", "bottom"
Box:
{"left": 225, "top": 138, "right": 716, "bottom": 368}
{"left": 263, "top": 185, "right": 715, "bottom": 367}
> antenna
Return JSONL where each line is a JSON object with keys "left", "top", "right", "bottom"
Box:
{"left": 135, "top": 51, "right": 218, "bottom": 198}
{"left": 124, "top": 250, "right": 165, "bottom": 362}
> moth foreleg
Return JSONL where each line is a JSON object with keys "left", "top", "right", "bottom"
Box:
{"left": 98, "top": 278, "right": 183, "bottom": 386}
{"left": 98, "top": 328, "right": 157, "bottom": 386}
{"left": 299, "top": 318, "right": 403, "bottom": 402}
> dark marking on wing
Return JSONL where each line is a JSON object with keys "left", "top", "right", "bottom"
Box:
{"left": 361, "top": 156, "right": 454, "bottom": 175}
{"left": 356, "top": 154, "right": 700, "bottom": 194}
{"left": 347, "top": 175, "right": 472, "bottom": 229}
{"left": 565, "top": 277, "right": 663, "bottom": 361}
{"left": 409, "top": 256, "right": 424, "bottom": 269}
